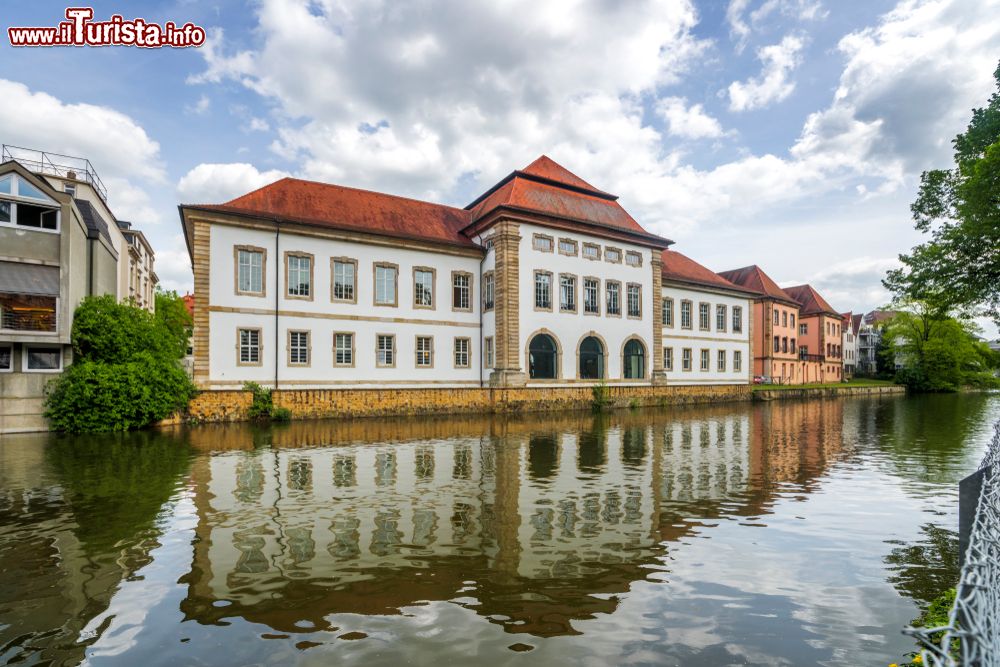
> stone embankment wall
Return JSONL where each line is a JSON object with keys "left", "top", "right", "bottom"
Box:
{"left": 158, "top": 383, "right": 907, "bottom": 426}
{"left": 751, "top": 385, "right": 906, "bottom": 401}
{"left": 170, "top": 384, "right": 752, "bottom": 424}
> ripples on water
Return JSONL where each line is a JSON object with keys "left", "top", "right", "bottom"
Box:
{"left": 0, "top": 393, "right": 997, "bottom": 666}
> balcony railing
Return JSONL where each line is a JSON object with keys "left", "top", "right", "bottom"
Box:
{"left": 799, "top": 352, "right": 824, "bottom": 362}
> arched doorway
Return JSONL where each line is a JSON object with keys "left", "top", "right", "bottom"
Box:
{"left": 528, "top": 333, "right": 558, "bottom": 379}
{"left": 623, "top": 339, "right": 646, "bottom": 379}
{"left": 579, "top": 336, "right": 605, "bottom": 380}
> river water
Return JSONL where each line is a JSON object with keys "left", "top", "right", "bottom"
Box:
{"left": 1, "top": 393, "right": 997, "bottom": 666}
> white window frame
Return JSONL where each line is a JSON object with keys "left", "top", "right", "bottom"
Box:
{"left": 416, "top": 335, "right": 434, "bottom": 368}
{"left": 733, "top": 306, "right": 743, "bottom": 334}
{"left": 534, "top": 271, "right": 552, "bottom": 311}
{"left": 331, "top": 258, "right": 357, "bottom": 303}
{"left": 454, "top": 337, "right": 471, "bottom": 368}
{"left": 288, "top": 330, "right": 310, "bottom": 366}
{"left": 334, "top": 332, "right": 354, "bottom": 367}
{"left": 0, "top": 174, "right": 60, "bottom": 234}
{"left": 0, "top": 344, "right": 12, "bottom": 372}
{"left": 717, "top": 349, "right": 726, "bottom": 372}
{"left": 377, "top": 334, "right": 396, "bottom": 368}
{"left": 734, "top": 350, "right": 742, "bottom": 373}
{"left": 483, "top": 271, "right": 495, "bottom": 311}
{"left": 664, "top": 346, "right": 673, "bottom": 371}
{"left": 414, "top": 267, "right": 435, "bottom": 309}
{"left": 374, "top": 263, "right": 398, "bottom": 306}
{"left": 583, "top": 278, "right": 600, "bottom": 315}
{"left": 236, "top": 247, "right": 265, "bottom": 296}
{"left": 606, "top": 281, "right": 621, "bottom": 316}
{"left": 700, "top": 349, "right": 710, "bottom": 372}
{"left": 559, "top": 274, "right": 577, "bottom": 313}
{"left": 626, "top": 283, "right": 641, "bottom": 319}
{"left": 484, "top": 336, "right": 494, "bottom": 368}
{"left": 237, "top": 328, "right": 262, "bottom": 366}
{"left": 625, "top": 251, "right": 642, "bottom": 267}
{"left": 716, "top": 304, "right": 727, "bottom": 332}
{"left": 22, "top": 345, "right": 63, "bottom": 373}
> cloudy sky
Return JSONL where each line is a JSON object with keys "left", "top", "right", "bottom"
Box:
{"left": 2, "top": 0, "right": 998, "bottom": 331}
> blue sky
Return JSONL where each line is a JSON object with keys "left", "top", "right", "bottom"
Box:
{"left": 2, "top": 0, "right": 998, "bottom": 334}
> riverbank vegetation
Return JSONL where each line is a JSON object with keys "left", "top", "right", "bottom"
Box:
{"left": 751, "top": 378, "right": 897, "bottom": 392}
{"left": 44, "top": 292, "right": 196, "bottom": 432}
{"left": 883, "top": 301, "right": 1000, "bottom": 392}
{"left": 244, "top": 381, "right": 292, "bottom": 422}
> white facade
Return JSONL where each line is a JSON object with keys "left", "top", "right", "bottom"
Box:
{"left": 842, "top": 321, "right": 859, "bottom": 372}
{"left": 207, "top": 223, "right": 484, "bottom": 389}
{"left": 660, "top": 283, "right": 753, "bottom": 385}
{"left": 516, "top": 222, "right": 655, "bottom": 384}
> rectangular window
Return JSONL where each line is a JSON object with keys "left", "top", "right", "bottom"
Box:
{"left": 627, "top": 283, "right": 641, "bottom": 318}
{"left": 606, "top": 281, "right": 621, "bottom": 316}
{"left": 584, "top": 278, "right": 599, "bottom": 314}
{"left": 718, "top": 349, "right": 726, "bottom": 372}
{"left": 625, "top": 251, "right": 642, "bottom": 267}
{"left": 681, "top": 300, "right": 692, "bottom": 329}
{"left": 782, "top": 337, "right": 788, "bottom": 353}
{"left": 375, "top": 264, "right": 398, "bottom": 306}
{"left": 782, "top": 311, "right": 788, "bottom": 327}
{"left": 700, "top": 349, "right": 710, "bottom": 371}
{"left": 582, "top": 243, "right": 600, "bottom": 260}
{"left": 454, "top": 337, "right": 470, "bottom": 368}
{"left": 734, "top": 350, "right": 742, "bottom": 372}
{"left": 791, "top": 338, "right": 797, "bottom": 353}
{"left": 24, "top": 346, "right": 61, "bottom": 372}
{"left": 773, "top": 309, "right": 780, "bottom": 325}
{"left": 533, "top": 234, "right": 554, "bottom": 252}
{"left": 0, "top": 345, "right": 11, "bottom": 371}
{"left": 288, "top": 331, "right": 310, "bottom": 366}
{"left": 483, "top": 236, "right": 494, "bottom": 250}
{"left": 332, "top": 258, "right": 357, "bottom": 302}
{"left": 416, "top": 336, "right": 433, "bottom": 367}
{"left": 605, "top": 247, "right": 621, "bottom": 264}
{"left": 732, "top": 306, "right": 743, "bottom": 333}
{"left": 699, "top": 302, "right": 710, "bottom": 330}
{"left": 773, "top": 336, "right": 780, "bottom": 353}
{"left": 483, "top": 272, "right": 495, "bottom": 311}
{"left": 377, "top": 334, "right": 395, "bottom": 367}
{"left": 64, "top": 183, "right": 76, "bottom": 196}
{"left": 453, "top": 272, "right": 471, "bottom": 311}
{"left": 238, "top": 328, "right": 261, "bottom": 365}
{"left": 791, "top": 314, "right": 796, "bottom": 327}
{"left": 558, "top": 238, "right": 578, "bottom": 256}
{"left": 484, "top": 336, "right": 494, "bottom": 368}
{"left": 663, "top": 298, "right": 673, "bottom": 327}
{"left": 535, "top": 272, "right": 552, "bottom": 310}
{"left": 414, "top": 268, "right": 435, "bottom": 308}
{"left": 286, "top": 253, "right": 312, "bottom": 298}
{"left": 682, "top": 348, "right": 692, "bottom": 372}
{"left": 800, "top": 323, "right": 808, "bottom": 335}
{"left": 334, "top": 333, "right": 354, "bottom": 366}
{"left": 716, "top": 304, "right": 727, "bottom": 331}
{"left": 236, "top": 247, "right": 265, "bottom": 295}
{"left": 664, "top": 347, "right": 673, "bottom": 371}
{"left": 560, "top": 274, "right": 576, "bottom": 312}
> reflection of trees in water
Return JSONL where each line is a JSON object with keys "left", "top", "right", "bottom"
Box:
{"left": 884, "top": 523, "right": 959, "bottom": 607}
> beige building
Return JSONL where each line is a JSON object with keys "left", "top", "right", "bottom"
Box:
{"left": 0, "top": 146, "right": 157, "bottom": 433}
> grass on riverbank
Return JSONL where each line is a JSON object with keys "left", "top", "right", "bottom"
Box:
{"left": 751, "top": 378, "right": 900, "bottom": 392}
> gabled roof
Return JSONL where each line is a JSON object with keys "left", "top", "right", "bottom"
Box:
{"left": 864, "top": 310, "right": 897, "bottom": 324}
{"left": 717, "top": 265, "right": 799, "bottom": 305}
{"left": 661, "top": 250, "right": 757, "bottom": 296}
{"left": 852, "top": 313, "right": 863, "bottom": 335}
{"left": 783, "top": 284, "right": 840, "bottom": 317}
{"left": 464, "top": 156, "right": 671, "bottom": 247}
{"left": 185, "top": 177, "right": 477, "bottom": 249}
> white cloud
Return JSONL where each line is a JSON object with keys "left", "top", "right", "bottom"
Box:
{"left": 186, "top": 94, "right": 211, "bottom": 115}
{"left": 176, "top": 162, "right": 290, "bottom": 204}
{"left": 154, "top": 234, "right": 195, "bottom": 294}
{"left": 0, "top": 79, "right": 165, "bottom": 223}
{"left": 726, "top": 0, "right": 753, "bottom": 52}
{"left": 726, "top": 0, "right": 825, "bottom": 51}
{"left": 728, "top": 34, "right": 805, "bottom": 111}
{"left": 247, "top": 117, "right": 270, "bottom": 132}
{"left": 656, "top": 97, "right": 725, "bottom": 140}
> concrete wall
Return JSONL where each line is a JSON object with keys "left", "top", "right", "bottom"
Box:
{"left": 0, "top": 343, "right": 69, "bottom": 433}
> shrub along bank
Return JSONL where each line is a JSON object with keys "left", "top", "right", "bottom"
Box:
{"left": 44, "top": 292, "right": 196, "bottom": 433}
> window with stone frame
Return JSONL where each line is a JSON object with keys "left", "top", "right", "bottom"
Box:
{"left": 454, "top": 337, "right": 470, "bottom": 368}
{"left": 236, "top": 247, "right": 265, "bottom": 295}
{"left": 483, "top": 271, "right": 495, "bottom": 311}
{"left": 484, "top": 336, "right": 494, "bottom": 368}
{"left": 664, "top": 346, "right": 673, "bottom": 371}
{"left": 559, "top": 274, "right": 577, "bottom": 312}
{"left": 415, "top": 336, "right": 433, "bottom": 367}
{"left": 334, "top": 333, "right": 354, "bottom": 366}
{"left": 663, "top": 298, "right": 673, "bottom": 326}
{"left": 332, "top": 258, "right": 356, "bottom": 302}
{"left": 682, "top": 348, "right": 692, "bottom": 371}
{"left": 414, "top": 268, "right": 435, "bottom": 308}
{"left": 681, "top": 300, "right": 692, "bottom": 329}
{"left": 288, "top": 331, "right": 310, "bottom": 366}
{"left": 716, "top": 304, "right": 727, "bottom": 331}
{"left": 583, "top": 278, "right": 599, "bottom": 314}
{"left": 698, "top": 302, "right": 710, "bottom": 330}
{"left": 238, "top": 328, "right": 261, "bottom": 365}
{"left": 734, "top": 350, "right": 742, "bottom": 372}
{"left": 700, "top": 348, "right": 710, "bottom": 371}
{"left": 535, "top": 271, "right": 552, "bottom": 310}
{"left": 717, "top": 349, "right": 726, "bottom": 372}
{"left": 606, "top": 281, "right": 621, "bottom": 316}
{"left": 377, "top": 334, "right": 395, "bottom": 367}
{"left": 453, "top": 272, "right": 472, "bottom": 311}
{"left": 732, "top": 306, "right": 743, "bottom": 333}
{"left": 627, "top": 283, "right": 641, "bottom": 318}
{"left": 286, "top": 253, "right": 312, "bottom": 298}
{"left": 374, "top": 264, "right": 398, "bottom": 305}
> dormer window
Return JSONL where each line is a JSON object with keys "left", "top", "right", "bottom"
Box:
{"left": 64, "top": 183, "right": 76, "bottom": 196}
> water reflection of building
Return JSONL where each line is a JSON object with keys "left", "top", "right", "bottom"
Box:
{"left": 180, "top": 402, "right": 851, "bottom": 638}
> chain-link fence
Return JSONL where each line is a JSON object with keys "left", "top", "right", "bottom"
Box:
{"left": 905, "top": 420, "right": 1000, "bottom": 666}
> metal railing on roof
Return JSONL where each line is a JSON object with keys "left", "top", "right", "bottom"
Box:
{"left": 2, "top": 145, "right": 107, "bottom": 201}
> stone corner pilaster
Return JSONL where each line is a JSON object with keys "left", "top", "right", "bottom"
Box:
{"left": 489, "top": 370, "right": 527, "bottom": 388}
{"left": 651, "top": 370, "right": 668, "bottom": 386}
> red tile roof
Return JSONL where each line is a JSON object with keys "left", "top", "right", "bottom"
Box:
{"left": 852, "top": 313, "right": 863, "bottom": 334}
{"left": 783, "top": 284, "right": 840, "bottom": 316}
{"left": 717, "top": 265, "right": 798, "bottom": 305}
{"left": 190, "top": 177, "right": 478, "bottom": 249}
{"left": 661, "top": 250, "right": 757, "bottom": 295}
{"left": 182, "top": 156, "right": 671, "bottom": 251}
{"left": 181, "top": 292, "right": 194, "bottom": 317}
{"left": 465, "top": 156, "right": 671, "bottom": 246}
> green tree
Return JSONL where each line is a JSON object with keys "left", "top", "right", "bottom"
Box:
{"left": 44, "top": 295, "right": 196, "bottom": 432}
{"left": 884, "top": 300, "right": 998, "bottom": 391}
{"left": 154, "top": 289, "right": 193, "bottom": 359}
{"left": 884, "top": 61, "right": 1000, "bottom": 322}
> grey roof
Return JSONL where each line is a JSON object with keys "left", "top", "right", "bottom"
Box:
{"left": 0, "top": 260, "right": 60, "bottom": 296}
{"left": 74, "top": 198, "right": 114, "bottom": 245}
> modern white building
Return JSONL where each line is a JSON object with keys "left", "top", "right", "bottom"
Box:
{"left": 0, "top": 145, "right": 157, "bottom": 433}
{"left": 842, "top": 312, "right": 860, "bottom": 376}
{"left": 660, "top": 251, "right": 755, "bottom": 385}
{"left": 180, "top": 156, "right": 751, "bottom": 392}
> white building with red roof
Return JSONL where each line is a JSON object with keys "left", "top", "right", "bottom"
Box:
{"left": 179, "top": 156, "right": 753, "bottom": 392}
